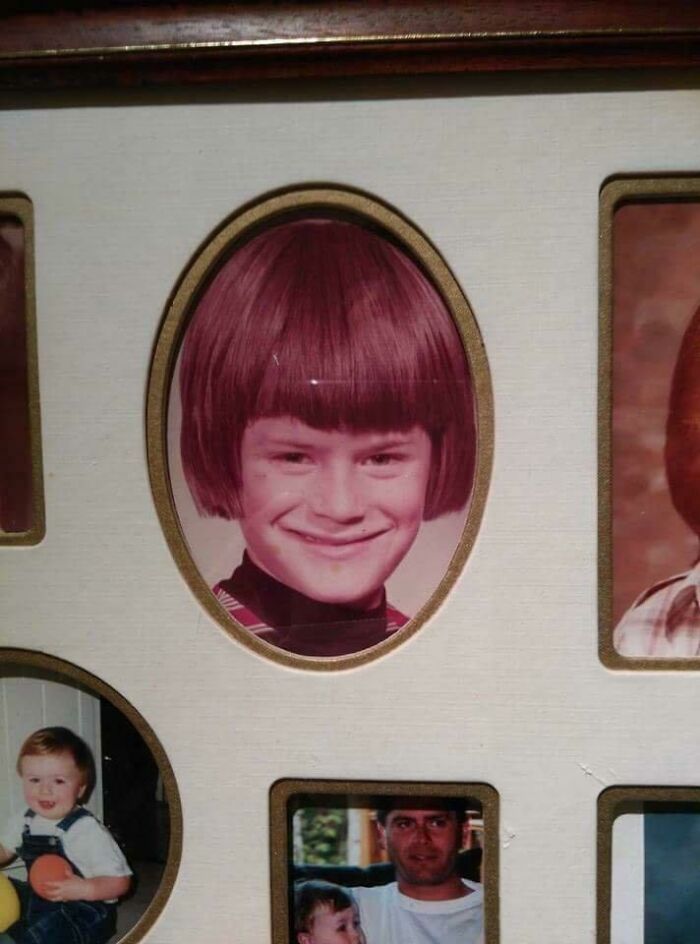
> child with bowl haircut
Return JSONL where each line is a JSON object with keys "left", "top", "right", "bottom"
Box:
{"left": 295, "top": 880, "right": 367, "bottom": 944}
{"left": 179, "top": 215, "right": 476, "bottom": 657}
{"left": 0, "top": 727, "right": 131, "bottom": 944}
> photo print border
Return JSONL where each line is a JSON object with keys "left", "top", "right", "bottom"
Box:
{"left": 0, "top": 647, "right": 183, "bottom": 944}
{"left": 269, "top": 777, "right": 499, "bottom": 944}
{"left": 0, "top": 195, "right": 44, "bottom": 546}
{"left": 599, "top": 176, "right": 700, "bottom": 670}
{"left": 147, "top": 185, "right": 494, "bottom": 671}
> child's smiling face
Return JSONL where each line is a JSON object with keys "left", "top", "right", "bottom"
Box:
{"left": 238, "top": 417, "right": 432, "bottom": 609}
{"left": 300, "top": 904, "right": 366, "bottom": 944}
{"left": 20, "top": 752, "right": 86, "bottom": 820}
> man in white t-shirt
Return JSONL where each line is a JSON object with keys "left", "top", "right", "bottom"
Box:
{"left": 352, "top": 798, "right": 484, "bottom": 944}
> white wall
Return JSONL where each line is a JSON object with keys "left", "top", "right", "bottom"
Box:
{"left": 0, "top": 677, "right": 103, "bottom": 830}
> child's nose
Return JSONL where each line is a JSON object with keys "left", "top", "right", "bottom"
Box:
{"left": 310, "top": 462, "right": 364, "bottom": 522}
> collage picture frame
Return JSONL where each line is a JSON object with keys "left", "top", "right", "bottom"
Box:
{"left": 4, "top": 5, "right": 700, "bottom": 944}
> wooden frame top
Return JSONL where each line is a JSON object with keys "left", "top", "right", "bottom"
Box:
{"left": 4, "top": 1, "right": 700, "bottom": 90}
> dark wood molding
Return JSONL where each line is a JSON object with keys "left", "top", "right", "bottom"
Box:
{"left": 2, "top": 1, "right": 700, "bottom": 89}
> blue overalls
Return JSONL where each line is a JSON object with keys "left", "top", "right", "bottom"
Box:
{"left": 7, "top": 807, "right": 117, "bottom": 944}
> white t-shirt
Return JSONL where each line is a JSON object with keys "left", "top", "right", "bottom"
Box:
{"left": 354, "top": 879, "right": 484, "bottom": 944}
{"left": 1, "top": 810, "right": 132, "bottom": 883}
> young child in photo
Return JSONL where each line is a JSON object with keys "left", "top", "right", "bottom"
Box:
{"left": 615, "top": 304, "right": 700, "bottom": 656}
{"left": 179, "top": 215, "right": 477, "bottom": 657}
{"left": 295, "top": 880, "right": 367, "bottom": 944}
{"left": 0, "top": 726, "right": 132, "bottom": 944}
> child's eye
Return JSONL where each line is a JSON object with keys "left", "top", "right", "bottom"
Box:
{"left": 274, "top": 451, "right": 312, "bottom": 465}
{"left": 54, "top": 779, "right": 66, "bottom": 785}
{"left": 364, "top": 452, "right": 405, "bottom": 467}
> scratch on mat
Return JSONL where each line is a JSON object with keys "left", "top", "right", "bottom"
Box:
{"left": 578, "top": 762, "right": 609, "bottom": 787}
{"left": 500, "top": 825, "right": 516, "bottom": 849}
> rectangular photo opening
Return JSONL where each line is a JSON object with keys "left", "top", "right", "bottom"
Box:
{"left": 599, "top": 786, "right": 700, "bottom": 944}
{"left": 0, "top": 196, "right": 43, "bottom": 544}
{"left": 270, "top": 778, "right": 498, "bottom": 944}
{"left": 600, "top": 178, "right": 700, "bottom": 667}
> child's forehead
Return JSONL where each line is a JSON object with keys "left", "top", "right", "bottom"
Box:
{"left": 20, "top": 750, "right": 78, "bottom": 772}
{"left": 244, "top": 415, "right": 426, "bottom": 445}
{"left": 313, "top": 903, "right": 355, "bottom": 920}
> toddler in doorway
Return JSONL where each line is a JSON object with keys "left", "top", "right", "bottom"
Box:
{"left": 0, "top": 726, "right": 131, "bottom": 944}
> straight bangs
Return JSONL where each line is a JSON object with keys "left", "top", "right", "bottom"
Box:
{"left": 250, "top": 219, "right": 471, "bottom": 436}
{"left": 179, "top": 216, "right": 476, "bottom": 520}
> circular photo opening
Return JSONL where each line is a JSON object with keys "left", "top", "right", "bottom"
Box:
{"left": 0, "top": 649, "right": 181, "bottom": 944}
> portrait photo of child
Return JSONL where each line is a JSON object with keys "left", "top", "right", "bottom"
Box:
{"left": 602, "top": 182, "right": 700, "bottom": 662}
{"left": 0, "top": 658, "right": 179, "bottom": 944}
{"left": 151, "top": 187, "right": 491, "bottom": 666}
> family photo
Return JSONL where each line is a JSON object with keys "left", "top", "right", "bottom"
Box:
{"left": 0, "top": 662, "right": 176, "bottom": 944}
{"left": 271, "top": 781, "right": 497, "bottom": 944}
{"left": 156, "top": 189, "right": 490, "bottom": 665}
{"left": 608, "top": 194, "right": 700, "bottom": 659}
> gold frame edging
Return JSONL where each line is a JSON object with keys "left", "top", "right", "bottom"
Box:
{"left": 599, "top": 175, "right": 700, "bottom": 671}
{"left": 0, "top": 647, "right": 183, "bottom": 944}
{"left": 269, "top": 777, "right": 500, "bottom": 944}
{"left": 0, "top": 196, "right": 45, "bottom": 547}
{"left": 146, "top": 185, "right": 494, "bottom": 672}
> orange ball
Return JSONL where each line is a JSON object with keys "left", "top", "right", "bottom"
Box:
{"left": 29, "top": 854, "right": 74, "bottom": 899}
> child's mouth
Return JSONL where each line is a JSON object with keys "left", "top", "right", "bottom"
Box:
{"left": 285, "top": 527, "right": 388, "bottom": 555}
{"left": 38, "top": 801, "right": 55, "bottom": 811}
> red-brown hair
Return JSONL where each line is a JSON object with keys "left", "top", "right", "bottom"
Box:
{"left": 179, "top": 216, "right": 476, "bottom": 520}
{"left": 666, "top": 304, "right": 700, "bottom": 536}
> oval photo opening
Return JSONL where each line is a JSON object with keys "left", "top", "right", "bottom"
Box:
{"left": 150, "top": 188, "right": 492, "bottom": 669}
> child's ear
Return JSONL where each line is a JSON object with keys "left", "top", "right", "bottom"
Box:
{"left": 297, "top": 933, "right": 311, "bottom": 944}
{"left": 77, "top": 782, "right": 87, "bottom": 800}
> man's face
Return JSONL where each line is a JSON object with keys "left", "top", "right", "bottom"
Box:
{"left": 238, "top": 417, "right": 432, "bottom": 609}
{"left": 379, "top": 807, "right": 462, "bottom": 891}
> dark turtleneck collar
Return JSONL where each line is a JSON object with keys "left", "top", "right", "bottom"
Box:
{"left": 218, "top": 553, "right": 396, "bottom": 657}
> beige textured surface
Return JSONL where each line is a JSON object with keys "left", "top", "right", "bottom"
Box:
{"left": 2, "top": 77, "right": 700, "bottom": 942}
